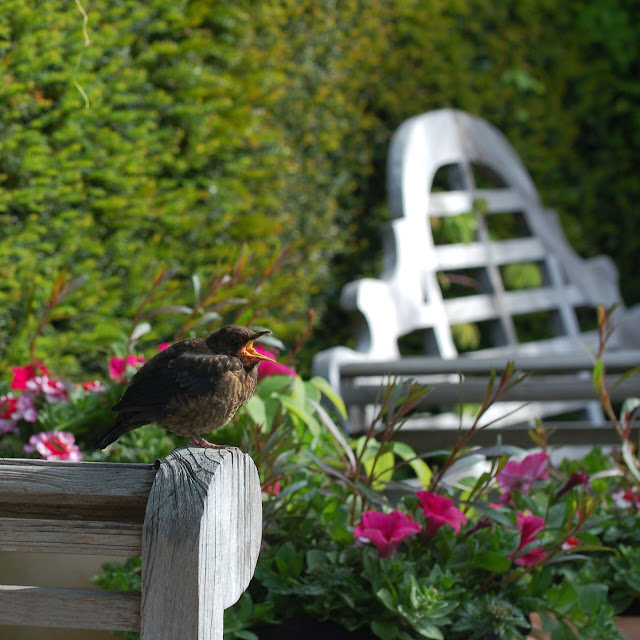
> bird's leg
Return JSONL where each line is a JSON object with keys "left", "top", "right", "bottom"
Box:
{"left": 189, "top": 434, "right": 229, "bottom": 449}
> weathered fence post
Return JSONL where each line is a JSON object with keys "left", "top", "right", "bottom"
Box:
{"left": 141, "top": 446, "right": 262, "bottom": 640}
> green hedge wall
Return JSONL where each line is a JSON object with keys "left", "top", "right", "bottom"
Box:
{"left": 1, "top": 0, "right": 637, "bottom": 375}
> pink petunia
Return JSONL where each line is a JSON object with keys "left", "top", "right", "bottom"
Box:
{"left": 612, "top": 487, "right": 640, "bottom": 509}
{"left": 157, "top": 343, "right": 171, "bottom": 351}
{"left": 26, "top": 375, "right": 69, "bottom": 403}
{"left": 510, "top": 512, "right": 546, "bottom": 566}
{"left": 82, "top": 380, "right": 106, "bottom": 393}
{"left": 496, "top": 451, "right": 550, "bottom": 505}
{"left": 24, "top": 431, "right": 82, "bottom": 462}
{"left": 254, "top": 344, "right": 297, "bottom": 380}
{"left": 109, "top": 355, "right": 146, "bottom": 383}
{"left": 354, "top": 509, "right": 421, "bottom": 558}
{"left": 11, "top": 363, "right": 50, "bottom": 390}
{"left": 416, "top": 491, "right": 467, "bottom": 537}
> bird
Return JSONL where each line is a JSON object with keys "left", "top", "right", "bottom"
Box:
{"left": 94, "top": 324, "right": 275, "bottom": 449}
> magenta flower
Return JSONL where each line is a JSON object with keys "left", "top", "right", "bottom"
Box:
{"left": 24, "top": 431, "right": 82, "bottom": 462}
{"left": 510, "top": 512, "right": 546, "bottom": 566}
{"left": 254, "top": 344, "right": 297, "bottom": 380}
{"left": 82, "top": 380, "right": 106, "bottom": 393}
{"left": 109, "top": 355, "right": 146, "bottom": 382}
{"left": 157, "top": 343, "right": 170, "bottom": 351}
{"left": 262, "top": 476, "right": 282, "bottom": 497}
{"left": 354, "top": 509, "right": 421, "bottom": 558}
{"left": 496, "top": 451, "right": 550, "bottom": 505}
{"left": 556, "top": 471, "right": 589, "bottom": 499}
{"left": 11, "top": 363, "right": 50, "bottom": 390}
{"left": 416, "top": 491, "right": 467, "bottom": 537}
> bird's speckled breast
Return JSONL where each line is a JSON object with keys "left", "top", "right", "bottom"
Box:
{"left": 160, "top": 367, "right": 258, "bottom": 437}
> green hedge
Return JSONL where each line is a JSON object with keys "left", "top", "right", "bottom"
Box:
{"left": 1, "top": 0, "right": 637, "bottom": 375}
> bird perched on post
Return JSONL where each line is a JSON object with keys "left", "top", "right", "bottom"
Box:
{"left": 94, "top": 325, "right": 275, "bottom": 449}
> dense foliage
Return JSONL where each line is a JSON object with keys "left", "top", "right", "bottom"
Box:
{"left": 1, "top": 1, "right": 638, "bottom": 375}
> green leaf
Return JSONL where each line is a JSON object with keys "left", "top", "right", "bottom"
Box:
{"left": 390, "top": 441, "right": 432, "bottom": 487}
{"left": 279, "top": 397, "right": 321, "bottom": 436}
{"left": 592, "top": 357, "right": 604, "bottom": 392}
{"left": 244, "top": 395, "right": 267, "bottom": 427}
{"left": 371, "top": 621, "right": 401, "bottom": 640}
{"left": 470, "top": 550, "right": 512, "bottom": 573}
{"left": 310, "top": 376, "right": 347, "bottom": 419}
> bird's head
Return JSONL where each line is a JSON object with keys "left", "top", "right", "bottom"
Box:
{"left": 206, "top": 325, "right": 276, "bottom": 365}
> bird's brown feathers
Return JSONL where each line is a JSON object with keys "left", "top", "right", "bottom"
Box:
{"left": 94, "top": 325, "right": 272, "bottom": 449}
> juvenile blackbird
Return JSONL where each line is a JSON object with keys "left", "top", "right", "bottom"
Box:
{"left": 94, "top": 325, "right": 275, "bottom": 449}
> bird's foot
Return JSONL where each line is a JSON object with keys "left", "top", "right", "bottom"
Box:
{"left": 189, "top": 434, "right": 229, "bottom": 449}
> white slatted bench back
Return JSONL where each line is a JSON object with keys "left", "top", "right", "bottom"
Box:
{"left": 313, "top": 109, "right": 638, "bottom": 434}
{"left": 0, "top": 447, "right": 261, "bottom": 639}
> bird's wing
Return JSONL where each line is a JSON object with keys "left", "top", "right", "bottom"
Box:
{"left": 113, "top": 347, "right": 239, "bottom": 413}
{"left": 167, "top": 352, "right": 242, "bottom": 395}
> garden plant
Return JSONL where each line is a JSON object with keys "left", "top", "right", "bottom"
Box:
{"left": 2, "top": 274, "right": 639, "bottom": 640}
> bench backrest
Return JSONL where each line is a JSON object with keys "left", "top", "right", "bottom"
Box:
{"left": 313, "top": 109, "right": 639, "bottom": 434}
{"left": 0, "top": 447, "right": 261, "bottom": 639}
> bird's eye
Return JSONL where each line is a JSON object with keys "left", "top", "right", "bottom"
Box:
{"left": 232, "top": 337, "right": 242, "bottom": 349}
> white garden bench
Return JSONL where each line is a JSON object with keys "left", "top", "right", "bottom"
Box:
{"left": 313, "top": 109, "right": 640, "bottom": 448}
{"left": 0, "top": 447, "right": 261, "bottom": 639}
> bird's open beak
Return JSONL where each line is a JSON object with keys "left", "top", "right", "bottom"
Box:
{"left": 240, "top": 330, "right": 276, "bottom": 362}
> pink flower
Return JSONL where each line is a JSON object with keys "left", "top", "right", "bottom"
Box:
{"left": 496, "top": 451, "right": 549, "bottom": 505}
{"left": 262, "top": 476, "right": 282, "bottom": 497}
{"left": 82, "top": 380, "right": 106, "bottom": 393}
{"left": 11, "top": 363, "right": 50, "bottom": 390}
{"left": 109, "top": 355, "right": 146, "bottom": 382}
{"left": 416, "top": 491, "right": 467, "bottom": 537}
{"left": 254, "top": 345, "right": 297, "bottom": 380}
{"left": 354, "top": 509, "right": 421, "bottom": 558}
{"left": 510, "top": 512, "right": 546, "bottom": 566}
{"left": 612, "top": 487, "right": 640, "bottom": 509}
{"left": 24, "top": 431, "right": 82, "bottom": 461}
{"left": 26, "top": 376, "right": 69, "bottom": 403}
{"left": 157, "top": 343, "right": 170, "bottom": 351}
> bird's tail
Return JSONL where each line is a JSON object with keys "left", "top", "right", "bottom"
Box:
{"left": 93, "top": 415, "right": 138, "bottom": 450}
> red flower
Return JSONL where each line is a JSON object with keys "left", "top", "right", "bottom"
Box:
{"left": 416, "top": 491, "right": 467, "bottom": 537}
{"left": 496, "top": 451, "right": 549, "bottom": 505}
{"left": 354, "top": 510, "right": 421, "bottom": 558}
{"left": 562, "top": 537, "right": 580, "bottom": 551}
{"left": 11, "top": 363, "right": 50, "bottom": 390}
{"left": 510, "top": 512, "right": 546, "bottom": 566}
{"left": 109, "top": 355, "right": 146, "bottom": 382}
{"left": 255, "top": 344, "right": 297, "bottom": 380}
{"left": 82, "top": 380, "right": 106, "bottom": 393}
{"left": 0, "top": 394, "right": 18, "bottom": 420}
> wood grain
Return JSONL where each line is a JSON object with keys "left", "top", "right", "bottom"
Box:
{"left": 141, "top": 446, "right": 262, "bottom": 640}
{"left": 0, "top": 517, "right": 142, "bottom": 555}
{"left": 0, "top": 585, "right": 140, "bottom": 631}
{"left": 0, "top": 459, "right": 156, "bottom": 505}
